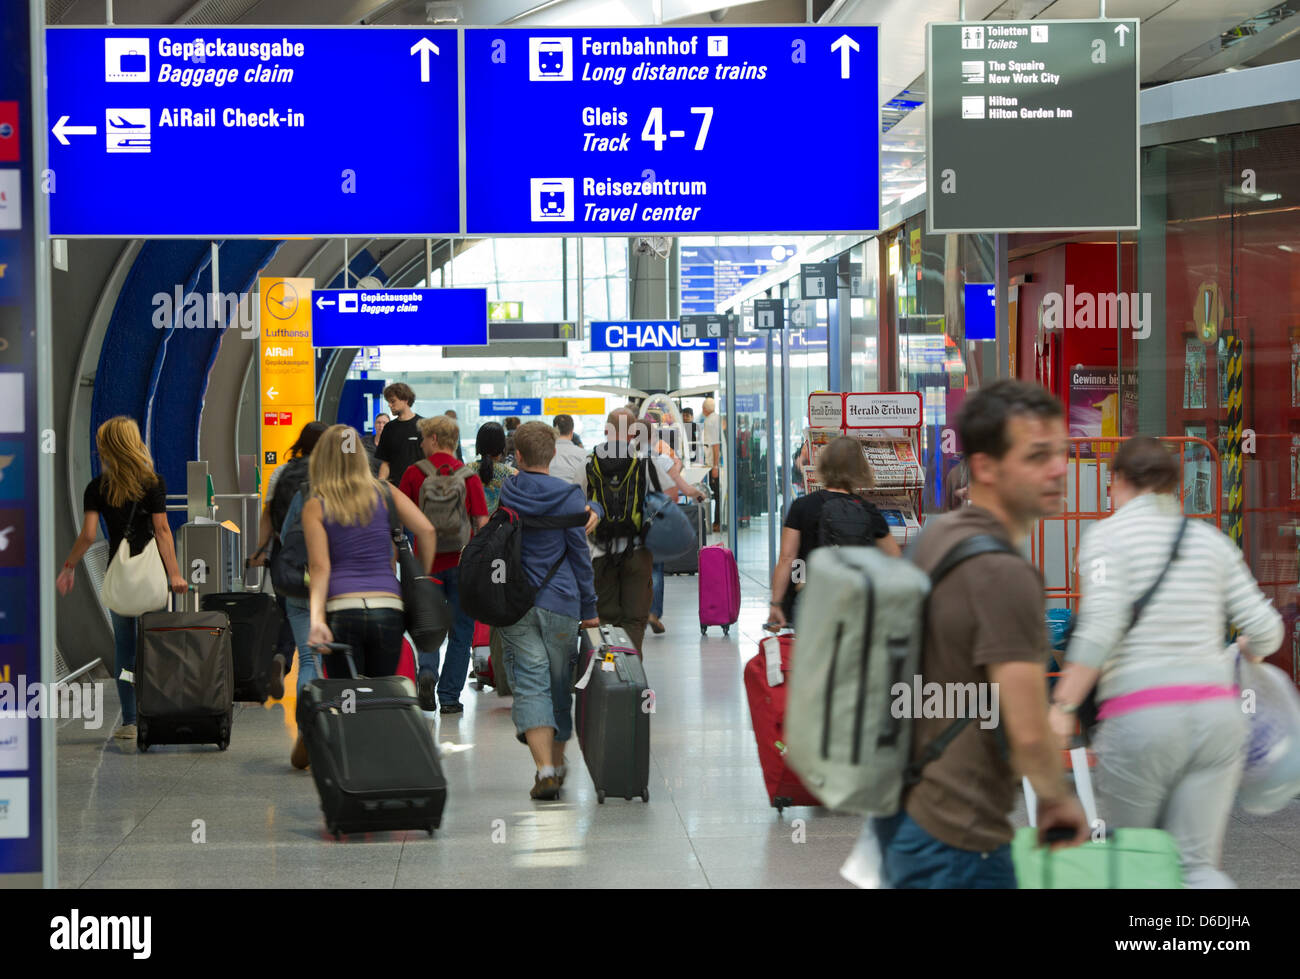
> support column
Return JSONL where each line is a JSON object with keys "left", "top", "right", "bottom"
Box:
{"left": 627, "top": 240, "right": 679, "bottom": 392}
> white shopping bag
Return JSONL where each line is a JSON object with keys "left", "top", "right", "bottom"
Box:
{"left": 839, "top": 819, "right": 889, "bottom": 889}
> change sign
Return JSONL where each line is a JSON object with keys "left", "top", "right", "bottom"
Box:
{"left": 463, "top": 26, "right": 879, "bottom": 235}
{"left": 926, "top": 20, "right": 1138, "bottom": 233}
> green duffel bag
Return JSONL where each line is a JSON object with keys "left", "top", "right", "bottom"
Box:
{"left": 1012, "top": 826, "right": 1184, "bottom": 889}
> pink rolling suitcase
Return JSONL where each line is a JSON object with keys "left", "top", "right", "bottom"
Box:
{"left": 699, "top": 544, "right": 741, "bottom": 636}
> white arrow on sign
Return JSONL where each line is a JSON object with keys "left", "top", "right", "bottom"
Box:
{"left": 315, "top": 296, "right": 335, "bottom": 310}
{"left": 52, "top": 115, "right": 96, "bottom": 145}
{"left": 267, "top": 386, "right": 279, "bottom": 401}
{"left": 410, "top": 37, "right": 440, "bottom": 82}
{"left": 830, "top": 34, "right": 860, "bottom": 79}
{"left": 1113, "top": 23, "right": 1130, "bottom": 46}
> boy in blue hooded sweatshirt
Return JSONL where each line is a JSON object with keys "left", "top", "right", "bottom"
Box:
{"left": 498, "top": 421, "right": 602, "bottom": 801}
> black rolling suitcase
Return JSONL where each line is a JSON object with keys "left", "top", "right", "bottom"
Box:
{"left": 297, "top": 643, "right": 446, "bottom": 838}
{"left": 661, "top": 499, "right": 705, "bottom": 575}
{"left": 573, "top": 625, "right": 650, "bottom": 804}
{"left": 136, "top": 588, "right": 234, "bottom": 752}
{"left": 201, "top": 590, "right": 284, "bottom": 702}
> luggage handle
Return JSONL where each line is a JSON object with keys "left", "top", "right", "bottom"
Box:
{"left": 759, "top": 633, "right": 789, "bottom": 688}
{"left": 311, "top": 641, "right": 359, "bottom": 679}
{"left": 168, "top": 586, "right": 200, "bottom": 614}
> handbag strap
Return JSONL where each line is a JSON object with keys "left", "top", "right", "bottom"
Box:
{"left": 1125, "top": 517, "right": 1189, "bottom": 633}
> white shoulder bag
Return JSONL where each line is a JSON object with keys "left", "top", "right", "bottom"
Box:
{"left": 100, "top": 499, "right": 169, "bottom": 618}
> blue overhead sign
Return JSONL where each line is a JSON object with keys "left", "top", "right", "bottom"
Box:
{"left": 479, "top": 399, "right": 542, "bottom": 417}
{"left": 45, "top": 28, "right": 460, "bottom": 236}
{"left": 311, "top": 288, "right": 488, "bottom": 348}
{"left": 462, "top": 27, "right": 880, "bottom": 235}
{"left": 964, "top": 282, "right": 996, "bottom": 340}
{"left": 680, "top": 244, "right": 795, "bottom": 315}
{"left": 590, "top": 320, "right": 718, "bottom": 352}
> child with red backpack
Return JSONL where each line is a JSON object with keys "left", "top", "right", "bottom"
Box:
{"left": 398, "top": 415, "right": 488, "bottom": 713}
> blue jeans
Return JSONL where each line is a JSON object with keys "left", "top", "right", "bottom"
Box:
{"left": 499, "top": 606, "right": 579, "bottom": 742}
{"left": 283, "top": 596, "right": 316, "bottom": 691}
{"left": 872, "top": 810, "right": 1017, "bottom": 889}
{"left": 109, "top": 611, "right": 138, "bottom": 726}
{"left": 417, "top": 565, "right": 475, "bottom": 706}
{"left": 324, "top": 607, "right": 405, "bottom": 679}
{"left": 651, "top": 561, "right": 664, "bottom": 619}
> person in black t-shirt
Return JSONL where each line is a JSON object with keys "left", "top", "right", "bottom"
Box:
{"left": 375, "top": 382, "right": 424, "bottom": 486}
{"left": 56, "top": 416, "right": 186, "bottom": 741}
{"left": 768, "top": 436, "right": 902, "bottom": 628}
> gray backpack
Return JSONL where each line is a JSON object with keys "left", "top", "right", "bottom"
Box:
{"left": 785, "top": 535, "right": 1016, "bottom": 816}
{"left": 412, "top": 460, "right": 475, "bottom": 554}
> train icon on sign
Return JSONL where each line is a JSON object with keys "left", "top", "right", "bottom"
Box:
{"left": 530, "top": 178, "right": 574, "bottom": 221}
{"left": 529, "top": 38, "right": 572, "bottom": 81}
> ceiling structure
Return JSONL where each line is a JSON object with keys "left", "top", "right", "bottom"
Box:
{"left": 47, "top": 0, "right": 1300, "bottom": 213}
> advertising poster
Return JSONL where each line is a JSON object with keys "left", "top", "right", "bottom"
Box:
{"left": 1068, "top": 366, "right": 1138, "bottom": 454}
{"left": 1291, "top": 336, "right": 1300, "bottom": 409}
{"left": 1291, "top": 436, "right": 1300, "bottom": 502}
{"left": 1183, "top": 424, "right": 1211, "bottom": 514}
{"left": 1183, "top": 340, "right": 1206, "bottom": 409}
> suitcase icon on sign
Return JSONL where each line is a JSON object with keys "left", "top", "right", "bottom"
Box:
{"left": 119, "top": 50, "right": 147, "bottom": 73}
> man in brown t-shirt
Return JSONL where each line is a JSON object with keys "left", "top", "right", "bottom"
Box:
{"left": 875, "top": 379, "right": 1089, "bottom": 887}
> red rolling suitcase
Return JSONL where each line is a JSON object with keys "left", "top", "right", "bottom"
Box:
{"left": 744, "top": 631, "right": 820, "bottom": 814}
{"left": 470, "top": 622, "right": 495, "bottom": 689}
{"left": 699, "top": 543, "right": 740, "bottom": 635}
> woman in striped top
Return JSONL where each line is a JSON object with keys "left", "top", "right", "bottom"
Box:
{"left": 1050, "top": 437, "right": 1283, "bottom": 888}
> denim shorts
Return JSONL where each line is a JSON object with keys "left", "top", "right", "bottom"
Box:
{"left": 499, "top": 606, "right": 579, "bottom": 742}
{"left": 873, "top": 810, "right": 1017, "bottom": 889}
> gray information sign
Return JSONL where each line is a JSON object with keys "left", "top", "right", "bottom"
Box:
{"left": 754, "top": 299, "right": 784, "bottom": 331}
{"left": 926, "top": 19, "right": 1139, "bottom": 233}
{"left": 800, "top": 262, "right": 837, "bottom": 299}
{"left": 681, "top": 313, "right": 737, "bottom": 340}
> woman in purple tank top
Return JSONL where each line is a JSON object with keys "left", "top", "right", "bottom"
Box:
{"left": 301, "top": 425, "right": 436, "bottom": 684}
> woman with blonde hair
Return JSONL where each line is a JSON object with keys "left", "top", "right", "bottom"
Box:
{"left": 301, "top": 425, "right": 436, "bottom": 687}
{"left": 768, "top": 435, "right": 901, "bottom": 628}
{"left": 57, "top": 416, "right": 186, "bottom": 740}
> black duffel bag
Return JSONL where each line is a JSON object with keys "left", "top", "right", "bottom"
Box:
{"left": 380, "top": 484, "right": 453, "bottom": 650}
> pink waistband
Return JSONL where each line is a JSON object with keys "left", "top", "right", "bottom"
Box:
{"left": 1097, "top": 684, "right": 1238, "bottom": 721}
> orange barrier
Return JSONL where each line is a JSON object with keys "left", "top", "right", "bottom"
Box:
{"left": 1032, "top": 436, "right": 1223, "bottom": 611}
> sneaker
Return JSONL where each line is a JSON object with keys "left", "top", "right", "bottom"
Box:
{"left": 556, "top": 764, "right": 567, "bottom": 786}
{"left": 712, "top": 523, "right": 721, "bottom": 534}
{"left": 439, "top": 702, "right": 464, "bottom": 715}
{"left": 530, "top": 774, "right": 561, "bottom": 800}
{"left": 114, "top": 724, "right": 137, "bottom": 740}
{"left": 269, "top": 654, "right": 286, "bottom": 700}
{"left": 417, "top": 672, "right": 438, "bottom": 712}
{"left": 290, "top": 733, "right": 310, "bottom": 770}
{"left": 648, "top": 614, "right": 665, "bottom": 635}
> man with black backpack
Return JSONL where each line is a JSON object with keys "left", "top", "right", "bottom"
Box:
{"left": 586, "top": 408, "right": 704, "bottom": 652}
{"left": 876, "top": 380, "right": 1089, "bottom": 887}
{"left": 398, "top": 414, "right": 488, "bottom": 713}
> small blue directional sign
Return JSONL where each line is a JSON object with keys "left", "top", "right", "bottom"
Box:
{"left": 45, "top": 28, "right": 460, "bottom": 236}
{"left": 311, "top": 288, "right": 488, "bottom": 347}
{"left": 590, "top": 320, "right": 718, "bottom": 352}
{"left": 463, "top": 27, "right": 879, "bottom": 235}
{"left": 479, "top": 399, "right": 542, "bottom": 417}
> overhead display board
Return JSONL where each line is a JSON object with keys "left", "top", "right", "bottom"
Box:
{"left": 926, "top": 19, "right": 1138, "bottom": 233}
{"left": 462, "top": 26, "right": 880, "bottom": 235}
{"left": 45, "top": 28, "right": 460, "bottom": 237}
{"left": 311, "top": 287, "right": 488, "bottom": 348}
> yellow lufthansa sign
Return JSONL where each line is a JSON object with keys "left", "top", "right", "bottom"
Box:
{"left": 544, "top": 397, "right": 606, "bottom": 416}
{"left": 259, "top": 277, "right": 316, "bottom": 497}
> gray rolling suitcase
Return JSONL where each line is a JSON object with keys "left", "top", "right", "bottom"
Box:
{"left": 573, "top": 625, "right": 651, "bottom": 803}
{"left": 136, "top": 588, "right": 235, "bottom": 751}
{"left": 661, "top": 500, "right": 706, "bottom": 575}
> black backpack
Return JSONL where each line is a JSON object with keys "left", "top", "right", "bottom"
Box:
{"left": 458, "top": 504, "right": 588, "bottom": 627}
{"left": 269, "top": 484, "right": 310, "bottom": 599}
{"left": 269, "top": 457, "right": 310, "bottom": 535}
{"left": 587, "top": 451, "right": 646, "bottom": 546}
{"left": 817, "top": 492, "right": 875, "bottom": 548}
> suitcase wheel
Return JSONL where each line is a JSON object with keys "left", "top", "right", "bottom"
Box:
{"left": 722, "top": 625, "right": 730, "bottom": 636}
{"left": 596, "top": 790, "right": 606, "bottom": 805}
{"left": 700, "top": 625, "right": 707, "bottom": 636}
{"left": 137, "top": 723, "right": 149, "bottom": 752}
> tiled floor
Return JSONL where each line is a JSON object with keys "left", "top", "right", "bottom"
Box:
{"left": 57, "top": 560, "right": 1300, "bottom": 888}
